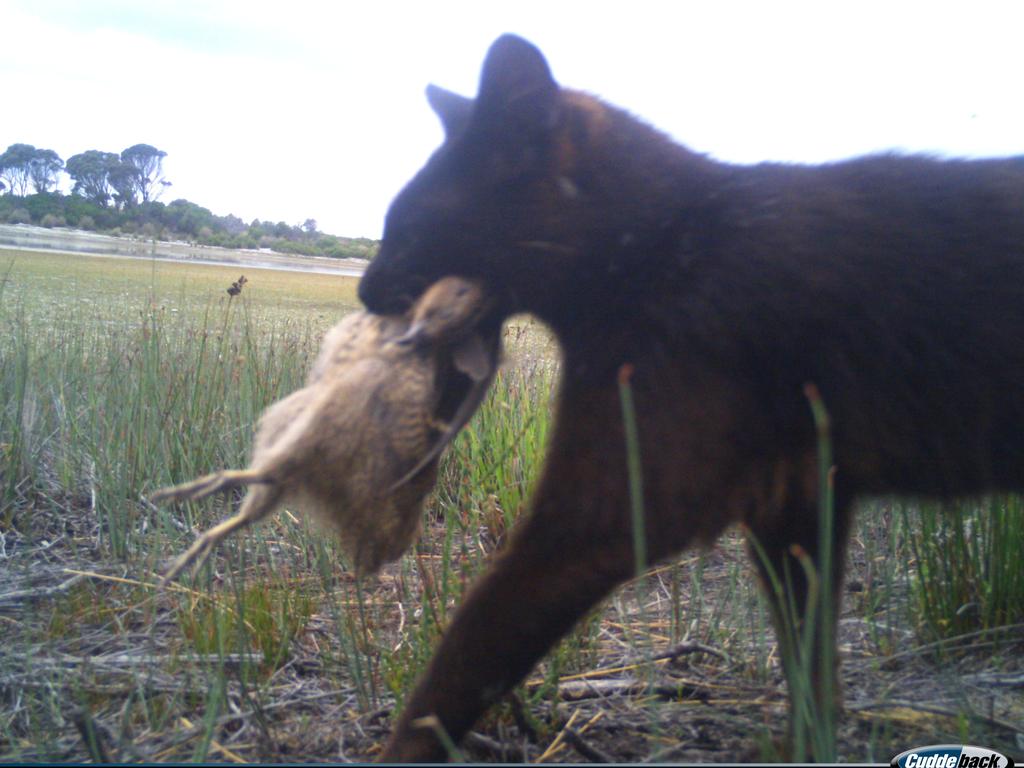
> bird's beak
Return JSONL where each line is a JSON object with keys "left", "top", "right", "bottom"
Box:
{"left": 393, "top": 321, "right": 425, "bottom": 348}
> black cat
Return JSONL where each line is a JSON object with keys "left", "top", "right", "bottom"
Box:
{"left": 359, "top": 33, "right": 1024, "bottom": 762}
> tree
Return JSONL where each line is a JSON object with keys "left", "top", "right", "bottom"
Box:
{"left": 28, "top": 149, "right": 63, "bottom": 194}
{"left": 222, "top": 213, "right": 246, "bottom": 235}
{"left": 0, "top": 145, "right": 65, "bottom": 195}
{"left": 120, "top": 144, "right": 169, "bottom": 204}
{"left": 164, "top": 198, "right": 214, "bottom": 237}
{"left": 66, "top": 150, "right": 120, "bottom": 205}
{"left": 302, "top": 218, "right": 318, "bottom": 234}
{"left": 0, "top": 143, "right": 38, "bottom": 196}
{"left": 107, "top": 161, "right": 139, "bottom": 209}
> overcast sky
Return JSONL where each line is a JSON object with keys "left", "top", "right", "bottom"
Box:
{"left": 4, "top": 1, "right": 1022, "bottom": 238}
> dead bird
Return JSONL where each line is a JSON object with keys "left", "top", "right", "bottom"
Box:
{"left": 151, "top": 276, "right": 497, "bottom": 583}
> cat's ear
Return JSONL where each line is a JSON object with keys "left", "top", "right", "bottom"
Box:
{"left": 426, "top": 84, "right": 473, "bottom": 139}
{"left": 475, "top": 34, "right": 560, "bottom": 137}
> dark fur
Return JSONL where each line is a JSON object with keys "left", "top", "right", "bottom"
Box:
{"left": 359, "top": 34, "right": 1024, "bottom": 761}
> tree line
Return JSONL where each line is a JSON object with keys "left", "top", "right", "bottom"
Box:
{"left": 0, "top": 142, "right": 378, "bottom": 261}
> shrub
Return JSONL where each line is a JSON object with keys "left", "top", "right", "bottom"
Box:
{"left": 23, "top": 192, "right": 64, "bottom": 222}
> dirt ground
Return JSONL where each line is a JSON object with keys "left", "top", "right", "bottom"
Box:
{"left": 1, "top": 497, "right": 1021, "bottom": 764}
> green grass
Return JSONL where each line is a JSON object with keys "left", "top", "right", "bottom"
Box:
{"left": 0, "top": 250, "right": 364, "bottom": 759}
{"left": 0, "top": 246, "right": 1020, "bottom": 761}
{"left": 0, "top": 249, "right": 356, "bottom": 558}
{"left": 745, "top": 384, "right": 838, "bottom": 762}
{"left": 900, "top": 495, "right": 1024, "bottom": 642}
